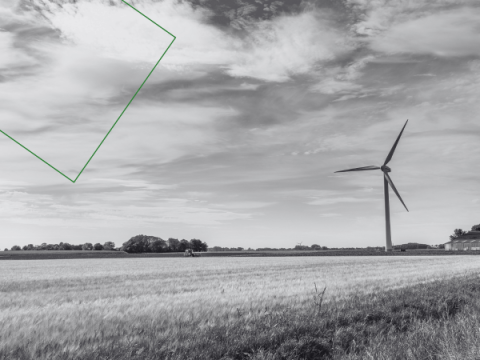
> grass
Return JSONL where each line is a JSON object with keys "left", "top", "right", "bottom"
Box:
{"left": 1, "top": 256, "right": 480, "bottom": 359}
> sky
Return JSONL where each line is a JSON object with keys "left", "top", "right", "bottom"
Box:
{"left": 0, "top": 0, "right": 479, "bottom": 249}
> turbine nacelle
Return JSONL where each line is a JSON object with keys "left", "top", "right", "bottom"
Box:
{"left": 380, "top": 165, "right": 391, "bottom": 173}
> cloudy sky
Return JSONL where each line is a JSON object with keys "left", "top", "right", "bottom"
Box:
{"left": 0, "top": 0, "right": 479, "bottom": 249}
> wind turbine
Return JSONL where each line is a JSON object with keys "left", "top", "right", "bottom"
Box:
{"left": 334, "top": 120, "right": 409, "bottom": 252}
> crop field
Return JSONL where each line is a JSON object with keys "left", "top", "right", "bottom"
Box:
{"left": 2, "top": 249, "right": 480, "bottom": 261}
{"left": 2, "top": 256, "right": 480, "bottom": 359}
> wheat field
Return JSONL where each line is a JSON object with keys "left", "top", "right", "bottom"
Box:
{"left": 1, "top": 256, "right": 480, "bottom": 359}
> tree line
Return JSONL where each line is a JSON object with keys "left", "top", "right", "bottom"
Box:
{"left": 211, "top": 243, "right": 443, "bottom": 251}
{"left": 7, "top": 242, "right": 116, "bottom": 251}
{"left": 210, "top": 244, "right": 374, "bottom": 251}
{"left": 5, "top": 234, "right": 208, "bottom": 253}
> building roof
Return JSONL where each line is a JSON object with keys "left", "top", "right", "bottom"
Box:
{"left": 444, "top": 231, "right": 480, "bottom": 244}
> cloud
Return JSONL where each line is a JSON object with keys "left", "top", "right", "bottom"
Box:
{"left": 32, "top": 0, "right": 173, "bottom": 64}
{"left": 33, "top": 0, "right": 238, "bottom": 70}
{"left": 211, "top": 201, "right": 275, "bottom": 210}
{"left": 0, "top": 31, "right": 38, "bottom": 69}
{"left": 307, "top": 197, "right": 375, "bottom": 206}
{"left": 312, "top": 55, "right": 376, "bottom": 95}
{"left": 346, "top": 0, "right": 478, "bottom": 35}
{"left": 32, "top": 0, "right": 353, "bottom": 83}
{"left": 313, "top": 77, "right": 362, "bottom": 95}
{"left": 319, "top": 213, "right": 341, "bottom": 217}
{"left": 227, "top": 11, "right": 351, "bottom": 82}
{"left": 85, "top": 178, "right": 177, "bottom": 191}
{"left": 195, "top": 0, "right": 304, "bottom": 27}
{"left": 0, "top": 182, "right": 252, "bottom": 227}
{"left": 370, "top": 8, "right": 480, "bottom": 57}
{"left": 0, "top": 1, "right": 240, "bottom": 179}
{"left": 3, "top": 0, "right": 480, "bottom": 248}
{"left": 0, "top": 0, "right": 22, "bottom": 22}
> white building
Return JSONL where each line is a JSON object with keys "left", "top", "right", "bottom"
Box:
{"left": 444, "top": 228, "right": 480, "bottom": 250}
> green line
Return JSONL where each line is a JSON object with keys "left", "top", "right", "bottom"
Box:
{"left": 120, "top": 0, "right": 177, "bottom": 39}
{"left": 0, "top": 1, "right": 175, "bottom": 183}
{"left": 0, "top": 129, "right": 75, "bottom": 183}
{"left": 73, "top": 36, "right": 176, "bottom": 183}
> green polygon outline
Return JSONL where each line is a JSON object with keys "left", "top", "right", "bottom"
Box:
{"left": 0, "top": 0, "right": 176, "bottom": 183}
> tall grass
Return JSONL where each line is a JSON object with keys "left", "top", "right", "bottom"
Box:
{"left": 1, "top": 256, "right": 480, "bottom": 359}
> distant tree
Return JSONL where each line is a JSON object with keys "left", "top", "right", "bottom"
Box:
{"left": 189, "top": 239, "right": 207, "bottom": 252}
{"left": 122, "top": 236, "right": 146, "bottom": 253}
{"left": 103, "top": 241, "right": 115, "bottom": 250}
{"left": 58, "top": 242, "right": 72, "bottom": 250}
{"left": 121, "top": 235, "right": 165, "bottom": 253}
{"left": 178, "top": 239, "right": 190, "bottom": 252}
{"left": 22, "top": 245, "right": 28, "bottom": 250}
{"left": 71, "top": 244, "right": 83, "bottom": 250}
{"left": 93, "top": 243, "right": 104, "bottom": 250}
{"left": 190, "top": 239, "right": 201, "bottom": 252}
{"left": 149, "top": 239, "right": 167, "bottom": 253}
{"left": 450, "top": 229, "right": 467, "bottom": 241}
{"left": 26, "top": 244, "right": 34, "bottom": 250}
{"left": 82, "top": 243, "right": 93, "bottom": 250}
{"left": 122, "top": 235, "right": 148, "bottom": 253}
{"left": 4, "top": 248, "right": 8, "bottom": 251}
{"left": 167, "top": 238, "right": 180, "bottom": 252}
{"left": 11, "top": 245, "right": 21, "bottom": 251}
{"left": 311, "top": 244, "right": 322, "bottom": 250}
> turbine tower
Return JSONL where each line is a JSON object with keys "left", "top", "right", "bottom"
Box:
{"left": 334, "top": 120, "right": 409, "bottom": 252}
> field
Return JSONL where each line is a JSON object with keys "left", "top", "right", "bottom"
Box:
{"left": 1, "top": 248, "right": 479, "bottom": 260}
{"left": 2, "top": 256, "right": 480, "bottom": 359}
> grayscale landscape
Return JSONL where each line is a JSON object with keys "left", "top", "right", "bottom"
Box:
{"left": 1, "top": 0, "right": 480, "bottom": 359}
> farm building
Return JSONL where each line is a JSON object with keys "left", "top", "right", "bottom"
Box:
{"left": 445, "top": 226, "right": 480, "bottom": 250}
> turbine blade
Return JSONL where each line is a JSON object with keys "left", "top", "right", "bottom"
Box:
{"left": 384, "top": 120, "right": 408, "bottom": 166}
{"left": 384, "top": 173, "right": 409, "bottom": 212}
{"left": 334, "top": 166, "right": 381, "bottom": 173}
